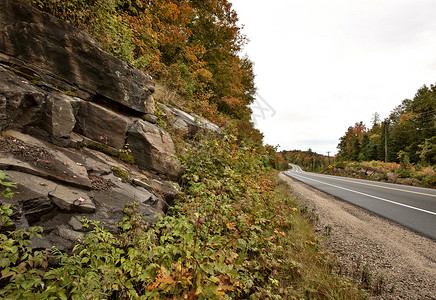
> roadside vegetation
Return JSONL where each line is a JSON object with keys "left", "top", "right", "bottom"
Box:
{"left": 326, "top": 160, "right": 436, "bottom": 189}
{"left": 0, "top": 135, "right": 366, "bottom": 299}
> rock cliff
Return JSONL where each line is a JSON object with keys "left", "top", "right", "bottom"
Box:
{"left": 0, "top": 0, "right": 219, "bottom": 250}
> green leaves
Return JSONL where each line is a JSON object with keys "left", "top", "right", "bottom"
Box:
{"left": 0, "top": 170, "right": 16, "bottom": 200}
{"left": 0, "top": 136, "right": 362, "bottom": 298}
{"left": 0, "top": 204, "right": 14, "bottom": 228}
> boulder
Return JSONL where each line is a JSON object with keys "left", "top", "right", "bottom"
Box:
{"left": 57, "top": 226, "right": 85, "bottom": 243}
{"left": 41, "top": 92, "right": 76, "bottom": 138}
{"left": 151, "top": 179, "right": 180, "bottom": 207}
{"left": 2, "top": 130, "right": 91, "bottom": 190}
{"left": 80, "top": 148, "right": 115, "bottom": 176}
{"left": 91, "top": 189, "right": 164, "bottom": 230}
{"left": 0, "top": 0, "right": 155, "bottom": 114}
{"left": 127, "top": 120, "right": 180, "bottom": 179}
{"left": 5, "top": 171, "right": 56, "bottom": 225}
{"left": 158, "top": 103, "right": 223, "bottom": 138}
{"left": 49, "top": 185, "right": 96, "bottom": 213}
{"left": 132, "top": 178, "right": 154, "bottom": 192}
{"left": 142, "top": 113, "right": 158, "bottom": 124}
{"left": 105, "top": 173, "right": 153, "bottom": 201}
{"left": 158, "top": 104, "right": 176, "bottom": 125}
{"left": 103, "top": 173, "right": 168, "bottom": 213}
{"left": 387, "top": 172, "right": 399, "bottom": 183}
{"left": 191, "top": 112, "right": 223, "bottom": 133}
{"left": 75, "top": 101, "right": 135, "bottom": 150}
{"left": 68, "top": 215, "right": 86, "bottom": 232}
{"left": 397, "top": 177, "right": 421, "bottom": 186}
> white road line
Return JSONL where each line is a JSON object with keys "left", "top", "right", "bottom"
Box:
{"left": 307, "top": 172, "right": 436, "bottom": 197}
{"left": 287, "top": 172, "right": 436, "bottom": 216}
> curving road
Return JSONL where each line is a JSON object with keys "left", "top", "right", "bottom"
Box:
{"left": 284, "top": 164, "right": 436, "bottom": 240}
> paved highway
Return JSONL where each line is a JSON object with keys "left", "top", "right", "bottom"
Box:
{"left": 284, "top": 164, "right": 436, "bottom": 240}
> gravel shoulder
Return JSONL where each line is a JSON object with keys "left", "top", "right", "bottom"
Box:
{"left": 278, "top": 173, "right": 436, "bottom": 299}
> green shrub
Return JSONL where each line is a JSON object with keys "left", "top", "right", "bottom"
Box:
{"left": 0, "top": 170, "right": 16, "bottom": 200}
{"left": 118, "top": 144, "right": 135, "bottom": 165}
{"left": 85, "top": 142, "right": 116, "bottom": 156}
{"left": 335, "top": 161, "right": 345, "bottom": 169}
{"left": 0, "top": 137, "right": 363, "bottom": 299}
{"left": 111, "top": 166, "right": 130, "bottom": 181}
{"left": 421, "top": 174, "right": 436, "bottom": 188}
{"left": 398, "top": 169, "right": 412, "bottom": 178}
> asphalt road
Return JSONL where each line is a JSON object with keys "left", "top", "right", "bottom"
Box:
{"left": 284, "top": 164, "right": 436, "bottom": 240}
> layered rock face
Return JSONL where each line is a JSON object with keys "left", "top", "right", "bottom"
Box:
{"left": 0, "top": 0, "right": 189, "bottom": 250}
{"left": 0, "top": 0, "right": 180, "bottom": 177}
{"left": 0, "top": 130, "right": 178, "bottom": 250}
{"left": 0, "top": 0, "right": 155, "bottom": 114}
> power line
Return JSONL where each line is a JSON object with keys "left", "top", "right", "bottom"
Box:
{"left": 389, "top": 126, "right": 436, "bottom": 134}
{"left": 403, "top": 109, "right": 436, "bottom": 117}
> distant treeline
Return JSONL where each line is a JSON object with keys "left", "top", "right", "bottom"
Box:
{"left": 281, "top": 149, "right": 330, "bottom": 172}
{"left": 337, "top": 84, "right": 436, "bottom": 165}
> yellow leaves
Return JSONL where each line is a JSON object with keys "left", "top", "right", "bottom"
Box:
{"left": 399, "top": 112, "right": 413, "bottom": 124}
{"left": 274, "top": 228, "right": 286, "bottom": 237}
{"left": 194, "top": 68, "right": 213, "bottom": 82}
{"left": 146, "top": 266, "right": 175, "bottom": 291}
{"left": 146, "top": 263, "right": 194, "bottom": 293}
{"left": 226, "top": 221, "right": 236, "bottom": 231}
{"left": 305, "top": 240, "right": 317, "bottom": 246}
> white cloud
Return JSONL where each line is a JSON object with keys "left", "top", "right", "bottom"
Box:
{"left": 231, "top": 0, "right": 436, "bottom": 155}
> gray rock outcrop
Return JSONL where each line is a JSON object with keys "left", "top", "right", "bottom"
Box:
{"left": 0, "top": 0, "right": 181, "bottom": 178}
{"left": 1, "top": 130, "right": 169, "bottom": 250}
{"left": 0, "top": 0, "right": 155, "bottom": 114}
{"left": 158, "top": 103, "right": 223, "bottom": 138}
{"left": 127, "top": 120, "right": 180, "bottom": 180}
{"left": 75, "top": 101, "right": 135, "bottom": 150}
{"left": 0, "top": 66, "right": 46, "bottom": 130}
{"left": 0, "top": 0, "right": 221, "bottom": 251}
{"left": 42, "top": 93, "right": 77, "bottom": 138}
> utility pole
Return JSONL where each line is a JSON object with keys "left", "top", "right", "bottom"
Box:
{"left": 384, "top": 119, "right": 389, "bottom": 163}
{"left": 327, "top": 151, "right": 331, "bottom": 166}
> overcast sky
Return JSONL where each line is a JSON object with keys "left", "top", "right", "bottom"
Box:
{"left": 230, "top": 0, "right": 436, "bottom": 155}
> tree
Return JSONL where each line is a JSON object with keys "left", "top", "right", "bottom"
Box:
{"left": 31, "top": 0, "right": 258, "bottom": 131}
{"left": 371, "top": 112, "right": 380, "bottom": 126}
{"left": 419, "top": 136, "right": 436, "bottom": 165}
{"left": 337, "top": 122, "right": 367, "bottom": 161}
{"left": 336, "top": 83, "right": 436, "bottom": 164}
{"left": 388, "top": 84, "right": 436, "bottom": 163}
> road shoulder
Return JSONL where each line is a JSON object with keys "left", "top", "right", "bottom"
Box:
{"left": 279, "top": 173, "right": 436, "bottom": 299}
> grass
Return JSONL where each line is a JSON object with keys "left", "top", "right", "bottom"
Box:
{"left": 269, "top": 177, "right": 366, "bottom": 299}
